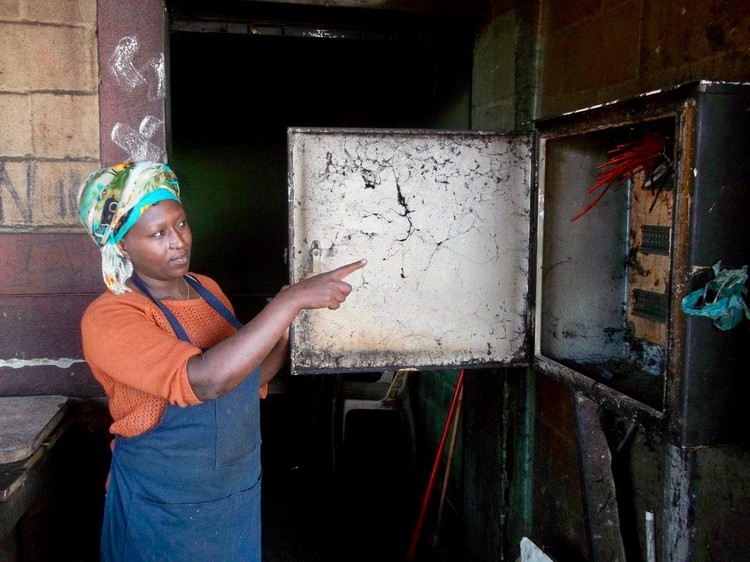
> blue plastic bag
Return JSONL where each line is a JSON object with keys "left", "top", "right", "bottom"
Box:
{"left": 680, "top": 262, "right": 750, "bottom": 330}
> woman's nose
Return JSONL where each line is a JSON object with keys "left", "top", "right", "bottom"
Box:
{"left": 169, "top": 230, "right": 187, "bottom": 249}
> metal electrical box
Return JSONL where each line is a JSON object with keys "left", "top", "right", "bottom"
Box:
{"left": 288, "top": 81, "right": 750, "bottom": 447}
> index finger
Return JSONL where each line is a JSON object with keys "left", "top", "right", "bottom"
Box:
{"left": 331, "top": 259, "right": 367, "bottom": 279}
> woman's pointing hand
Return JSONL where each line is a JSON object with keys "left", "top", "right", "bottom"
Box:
{"left": 284, "top": 259, "right": 367, "bottom": 310}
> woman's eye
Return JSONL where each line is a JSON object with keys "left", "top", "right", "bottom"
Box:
{"left": 153, "top": 230, "right": 165, "bottom": 238}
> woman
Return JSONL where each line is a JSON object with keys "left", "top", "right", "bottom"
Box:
{"left": 78, "top": 161, "right": 365, "bottom": 561}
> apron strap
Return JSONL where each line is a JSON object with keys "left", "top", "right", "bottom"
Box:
{"left": 184, "top": 275, "right": 244, "bottom": 330}
{"left": 130, "top": 274, "right": 191, "bottom": 342}
{"left": 129, "top": 274, "right": 244, "bottom": 342}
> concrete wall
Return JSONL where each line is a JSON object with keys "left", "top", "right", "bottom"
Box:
{"left": 472, "top": 0, "right": 540, "bottom": 130}
{"left": 472, "top": 0, "right": 750, "bottom": 128}
{"left": 0, "top": 1, "right": 99, "bottom": 233}
{"left": 0, "top": 0, "right": 169, "bottom": 398}
{"left": 0, "top": 0, "right": 102, "bottom": 397}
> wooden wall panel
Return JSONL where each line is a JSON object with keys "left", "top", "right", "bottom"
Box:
{"left": 0, "top": 363, "right": 100, "bottom": 397}
{"left": 0, "top": 232, "right": 104, "bottom": 397}
{"left": 0, "top": 294, "right": 101, "bottom": 398}
{"left": 0, "top": 233, "right": 101, "bottom": 295}
{"left": 0, "top": 295, "right": 96, "bottom": 356}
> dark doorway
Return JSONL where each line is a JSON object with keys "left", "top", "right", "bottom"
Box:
{"left": 167, "top": 2, "right": 473, "bottom": 320}
{"left": 166, "top": 3, "right": 474, "bottom": 560}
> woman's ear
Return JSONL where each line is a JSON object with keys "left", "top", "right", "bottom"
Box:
{"left": 116, "top": 241, "right": 129, "bottom": 260}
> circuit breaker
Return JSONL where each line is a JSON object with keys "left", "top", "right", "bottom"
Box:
{"left": 288, "top": 81, "right": 750, "bottom": 447}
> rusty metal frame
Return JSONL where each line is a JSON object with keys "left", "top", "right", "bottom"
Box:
{"left": 532, "top": 89, "right": 692, "bottom": 434}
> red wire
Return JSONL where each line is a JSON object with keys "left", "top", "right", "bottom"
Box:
{"left": 571, "top": 133, "right": 664, "bottom": 221}
{"left": 407, "top": 369, "right": 466, "bottom": 561}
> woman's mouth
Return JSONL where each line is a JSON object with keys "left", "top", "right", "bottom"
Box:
{"left": 171, "top": 252, "right": 189, "bottom": 264}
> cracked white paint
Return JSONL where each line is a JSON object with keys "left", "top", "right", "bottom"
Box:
{"left": 0, "top": 358, "right": 84, "bottom": 369}
{"left": 289, "top": 129, "right": 532, "bottom": 372}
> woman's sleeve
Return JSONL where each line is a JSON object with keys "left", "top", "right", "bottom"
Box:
{"left": 81, "top": 298, "right": 202, "bottom": 406}
{"left": 192, "top": 274, "right": 271, "bottom": 398}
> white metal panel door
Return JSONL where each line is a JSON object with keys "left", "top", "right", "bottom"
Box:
{"left": 288, "top": 128, "right": 532, "bottom": 374}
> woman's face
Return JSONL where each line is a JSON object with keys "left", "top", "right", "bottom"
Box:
{"left": 117, "top": 199, "right": 192, "bottom": 283}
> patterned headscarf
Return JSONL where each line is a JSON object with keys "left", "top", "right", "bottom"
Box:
{"left": 78, "top": 161, "right": 181, "bottom": 294}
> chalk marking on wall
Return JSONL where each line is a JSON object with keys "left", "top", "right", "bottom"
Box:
{"left": 109, "top": 36, "right": 147, "bottom": 91}
{"left": 139, "top": 115, "right": 164, "bottom": 139}
{"left": 149, "top": 53, "right": 166, "bottom": 101}
{"left": 0, "top": 161, "right": 33, "bottom": 223}
{"left": 56, "top": 170, "right": 82, "bottom": 220}
{"left": 111, "top": 116, "right": 165, "bottom": 161}
{"left": 109, "top": 35, "right": 166, "bottom": 161}
{"left": 0, "top": 358, "right": 85, "bottom": 369}
{"left": 109, "top": 36, "right": 165, "bottom": 101}
{"left": 0, "top": 161, "right": 84, "bottom": 227}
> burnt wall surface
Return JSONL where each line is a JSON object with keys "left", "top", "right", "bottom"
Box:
{"left": 472, "top": 1, "right": 750, "bottom": 560}
{"left": 539, "top": 0, "right": 750, "bottom": 118}
{"left": 174, "top": 0, "right": 750, "bottom": 135}
{"left": 530, "top": 377, "right": 587, "bottom": 560}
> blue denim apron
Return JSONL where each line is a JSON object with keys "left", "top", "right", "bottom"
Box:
{"left": 101, "top": 275, "right": 262, "bottom": 562}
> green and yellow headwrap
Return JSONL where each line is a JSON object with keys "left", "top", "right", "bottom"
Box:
{"left": 78, "top": 161, "right": 181, "bottom": 294}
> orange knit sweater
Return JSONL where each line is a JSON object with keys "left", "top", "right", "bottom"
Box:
{"left": 81, "top": 273, "right": 267, "bottom": 437}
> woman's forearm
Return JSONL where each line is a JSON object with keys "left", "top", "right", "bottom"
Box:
{"left": 187, "top": 291, "right": 300, "bottom": 400}
{"left": 186, "top": 259, "right": 366, "bottom": 401}
{"left": 259, "top": 329, "right": 290, "bottom": 386}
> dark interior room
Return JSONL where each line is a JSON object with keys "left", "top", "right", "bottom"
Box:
{"left": 167, "top": 3, "right": 473, "bottom": 560}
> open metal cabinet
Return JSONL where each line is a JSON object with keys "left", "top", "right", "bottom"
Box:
{"left": 288, "top": 80, "right": 750, "bottom": 448}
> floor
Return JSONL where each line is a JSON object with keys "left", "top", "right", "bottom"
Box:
{"left": 260, "top": 374, "right": 459, "bottom": 562}
{"left": 2, "top": 375, "right": 459, "bottom": 561}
